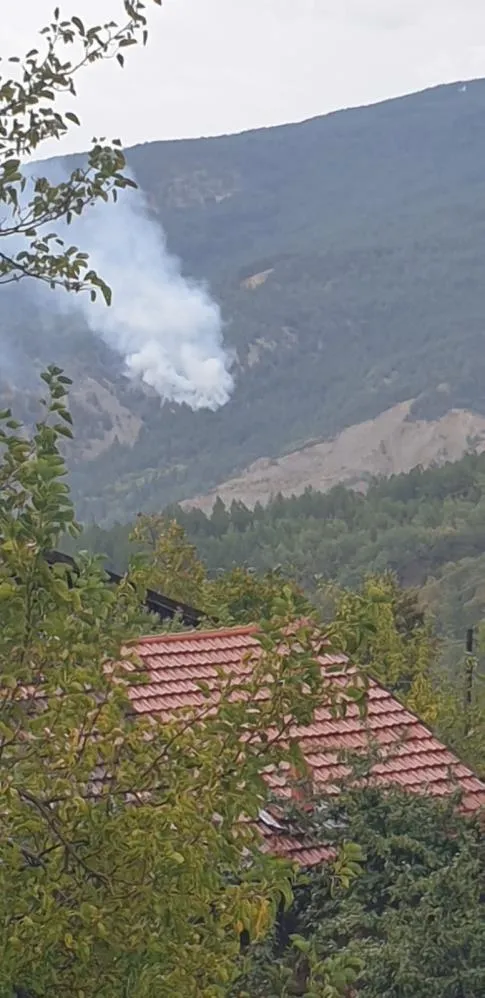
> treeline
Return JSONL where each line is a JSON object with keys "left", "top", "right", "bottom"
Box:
{"left": 69, "top": 451, "right": 485, "bottom": 645}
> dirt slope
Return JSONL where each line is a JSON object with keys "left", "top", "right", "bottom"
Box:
{"left": 183, "top": 401, "right": 485, "bottom": 511}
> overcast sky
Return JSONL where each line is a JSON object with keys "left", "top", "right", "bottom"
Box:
{"left": 5, "top": 0, "right": 485, "bottom": 155}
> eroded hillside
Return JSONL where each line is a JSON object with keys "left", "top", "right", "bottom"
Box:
{"left": 183, "top": 401, "right": 485, "bottom": 510}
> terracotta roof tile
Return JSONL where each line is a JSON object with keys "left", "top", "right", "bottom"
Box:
{"left": 127, "top": 625, "right": 485, "bottom": 863}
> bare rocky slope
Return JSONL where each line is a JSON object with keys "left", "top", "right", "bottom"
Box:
{"left": 183, "top": 402, "right": 485, "bottom": 511}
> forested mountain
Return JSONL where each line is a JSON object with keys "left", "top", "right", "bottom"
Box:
{"left": 5, "top": 78, "right": 485, "bottom": 520}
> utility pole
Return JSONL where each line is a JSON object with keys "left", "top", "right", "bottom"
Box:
{"left": 464, "top": 628, "right": 476, "bottom": 736}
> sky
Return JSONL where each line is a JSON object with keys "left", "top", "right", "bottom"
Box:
{"left": 4, "top": 0, "right": 485, "bottom": 155}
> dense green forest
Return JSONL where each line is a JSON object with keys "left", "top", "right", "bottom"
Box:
{"left": 66, "top": 451, "right": 485, "bottom": 657}
{"left": 5, "top": 80, "right": 485, "bottom": 520}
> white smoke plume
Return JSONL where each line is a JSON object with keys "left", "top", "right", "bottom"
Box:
{"left": 65, "top": 183, "right": 234, "bottom": 409}
{"left": 3, "top": 165, "right": 234, "bottom": 410}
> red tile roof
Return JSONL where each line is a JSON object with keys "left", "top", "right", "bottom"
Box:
{"left": 127, "top": 625, "right": 485, "bottom": 865}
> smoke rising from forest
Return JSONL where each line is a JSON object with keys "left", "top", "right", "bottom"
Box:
{"left": 1, "top": 165, "right": 234, "bottom": 410}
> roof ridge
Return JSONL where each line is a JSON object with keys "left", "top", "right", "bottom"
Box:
{"left": 129, "top": 623, "right": 259, "bottom": 646}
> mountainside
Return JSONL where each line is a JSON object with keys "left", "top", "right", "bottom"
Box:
{"left": 5, "top": 79, "right": 485, "bottom": 522}
{"left": 183, "top": 401, "right": 485, "bottom": 511}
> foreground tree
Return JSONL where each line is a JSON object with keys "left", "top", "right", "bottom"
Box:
{"left": 321, "top": 574, "right": 439, "bottom": 721}
{"left": 203, "top": 567, "right": 314, "bottom": 627}
{"left": 1, "top": 1, "right": 160, "bottom": 298}
{"left": 131, "top": 512, "right": 208, "bottom": 609}
{"left": 322, "top": 574, "right": 485, "bottom": 776}
{"left": 239, "top": 784, "right": 484, "bottom": 997}
{"left": 131, "top": 513, "right": 315, "bottom": 625}
{"left": 0, "top": 371, "right": 366, "bottom": 998}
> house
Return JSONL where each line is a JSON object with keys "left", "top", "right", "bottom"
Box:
{"left": 125, "top": 624, "right": 485, "bottom": 866}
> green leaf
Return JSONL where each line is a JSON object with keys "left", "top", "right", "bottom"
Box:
{"left": 54, "top": 424, "right": 73, "bottom": 439}
{"left": 99, "top": 282, "right": 112, "bottom": 306}
{"left": 290, "top": 934, "right": 311, "bottom": 954}
{"left": 0, "top": 581, "right": 17, "bottom": 600}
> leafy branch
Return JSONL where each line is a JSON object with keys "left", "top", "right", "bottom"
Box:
{"left": 0, "top": 1, "right": 161, "bottom": 296}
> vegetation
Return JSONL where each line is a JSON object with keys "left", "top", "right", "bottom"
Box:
{"left": 128, "top": 511, "right": 315, "bottom": 626}
{"left": 236, "top": 785, "right": 485, "bottom": 997}
{"left": 326, "top": 574, "right": 485, "bottom": 778}
{"left": 71, "top": 452, "right": 485, "bottom": 651}
{"left": 0, "top": 1, "right": 160, "bottom": 296}
{"left": 2, "top": 372, "right": 483, "bottom": 996}
{"left": 0, "top": 369, "right": 372, "bottom": 997}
